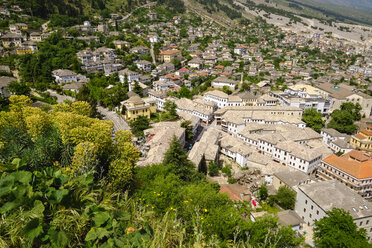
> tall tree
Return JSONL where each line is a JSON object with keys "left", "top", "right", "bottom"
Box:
{"left": 163, "top": 136, "right": 196, "bottom": 181}
{"left": 314, "top": 208, "right": 370, "bottom": 248}
{"left": 328, "top": 102, "right": 361, "bottom": 134}
{"left": 302, "top": 108, "right": 324, "bottom": 132}
{"left": 198, "top": 154, "right": 207, "bottom": 175}
{"left": 129, "top": 116, "right": 150, "bottom": 137}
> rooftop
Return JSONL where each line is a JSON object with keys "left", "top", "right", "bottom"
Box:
{"left": 322, "top": 150, "right": 372, "bottom": 179}
{"left": 298, "top": 180, "right": 372, "bottom": 219}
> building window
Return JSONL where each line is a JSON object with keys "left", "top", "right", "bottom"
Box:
{"left": 310, "top": 214, "right": 312, "bottom": 218}
{"left": 317, "top": 210, "right": 319, "bottom": 215}
{"left": 304, "top": 208, "right": 306, "bottom": 212}
{"left": 305, "top": 200, "right": 308, "bottom": 204}
{"left": 311, "top": 205, "right": 314, "bottom": 210}
{"left": 360, "top": 221, "right": 363, "bottom": 226}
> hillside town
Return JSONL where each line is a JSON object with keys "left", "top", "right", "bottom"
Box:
{"left": 1, "top": 0, "right": 372, "bottom": 247}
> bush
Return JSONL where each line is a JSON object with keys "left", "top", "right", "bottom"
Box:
{"left": 208, "top": 161, "right": 219, "bottom": 176}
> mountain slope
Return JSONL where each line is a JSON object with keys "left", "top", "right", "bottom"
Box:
{"left": 310, "top": 0, "right": 372, "bottom": 11}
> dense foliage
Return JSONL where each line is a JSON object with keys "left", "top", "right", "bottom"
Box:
{"left": 328, "top": 102, "right": 361, "bottom": 134}
{"left": 302, "top": 108, "right": 324, "bottom": 132}
{"left": 313, "top": 208, "right": 371, "bottom": 248}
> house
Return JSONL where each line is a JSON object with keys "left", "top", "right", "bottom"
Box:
{"left": 52, "top": 69, "right": 77, "bottom": 84}
{"left": 0, "top": 76, "right": 16, "bottom": 97}
{"left": 137, "top": 122, "right": 186, "bottom": 166}
{"left": 16, "top": 41, "right": 38, "bottom": 55}
{"left": 295, "top": 180, "right": 372, "bottom": 240}
{"left": 273, "top": 169, "right": 312, "bottom": 191}
{"left": 188, "top": 127, "right": 220, "bottom": 167}
{"left": 188, "top": 57, "right": 203, "bottom": 69}
{"left": 212, "top": 76, "right": 238, "bottom": 89}
{"left": 148, "top": 12, "right": 157, "bottom": 20}
{"left": 159, "top": 49, "right": 182, "bottom": 63}
{"left": 175, "top": 98, "right": 216, "bottom": 125}
{"left": 270, "top": 89, "right": 331, "bottom": 114}
{"left": 234, "top": 45, "right": 247, "bottom": 55}
{"left": 203, "top": 90, "right": 243, "bottom": 108}
{"left": 318, "top": 150, "right": 372, "bottom": 199}
{"left": 136, "top": 60, "right": 152, "bottom": 71}
{"left": 316, "top": 82, "right": 372, "bottom": 117}
{"left": 30, "top": 32, "right": 42, "bottom": 42}
{"left": 130, "top": 46, "right": 149, "bottom": 55}
{"left": 148, "top": 33, "right": 159, "bottom": 43}
{"left": 277, "top": 210, "right": 305, "bottom": 232}
{"left": 121, "top": 94, "right": 156, "bottom": 120}
{"left": 1, "top": 33, "right": 24, "bottom": 48}
{"left": 235, "top": 123, "right": 331, "bottom": 174}
{"left": 256, "top": 81, "right": 271, "bottom": 93}
{"left": 113, "top": 40, "right": 126, "bottom": 50}
{"left": 62, "top": 81, "right": 87, "bottom": 93}
{"left": 215, "top": 106, "right": 305, "bottom": 129}
{"left": 119, "top": 69, "right": 139, "bottom": 83}
{"left": 350, "top": 127, "right": 372, "bottom": 151}
{"left": 156, "top": 63, "right": 175, "bottom": 74}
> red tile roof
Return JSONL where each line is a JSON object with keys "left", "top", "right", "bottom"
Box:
{"left": 323, "top": 150, "right": 372, "bottom": 179}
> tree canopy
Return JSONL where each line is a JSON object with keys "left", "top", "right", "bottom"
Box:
{"left": 328, "top": 102, "right": 361, "bottom": 134}
{"left": 302, "top": 108, "right": 324, "bottom": 132}
{"left": 313, "top": 208, "right": 371, "bottom": 248}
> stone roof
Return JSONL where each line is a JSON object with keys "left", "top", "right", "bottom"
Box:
{"left": 298, "top": 180, "right": 372, "bottom": 219}
{"left": 274, "top": 170, "right": 311, "bottom": 188}
{"left": 277, "top": 210, "right": 304, "bottom": 227}
{"left": 0, "top": 76, "right": 16, "bottom": 87}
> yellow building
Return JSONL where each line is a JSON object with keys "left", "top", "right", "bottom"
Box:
{"left": 159, "top": 49, "right": 182, "bottom": 63}
{"left": 350, "top": 126, "right": 372, "bottom": 151}
{"left": 122, "top": 94, "right": 156, "bottom": 120}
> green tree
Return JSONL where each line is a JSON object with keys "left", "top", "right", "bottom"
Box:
{"left": 180, "top": 120, "right": 194, "bottom": 142}
{"left": 129, "top": 116, "right": 151, "bottom": 137}
{"left": 328, "top": 102, "right": 361, "bottom": 134}
{"left": 132, "top": 82, "right": 143, "bottom": 97}
{"left": 163, "top": 136, "right": 197, "bottom": 181}
{"left": 164, "top": 100, "right": 177, "bottom": 118}
{"left": 222, "top": 86, "right": 232, "bottom": 95}
{"left": 314, "top": 208, "right": 371, "bottom": 248}
{"left": 179, "top": 86, "right": 192, "bottom": 99}
{"left": 274, "top": 186, "right": 296, "bottom": 210}
{"left": 208, "top": 161, "right": 219, "bottom": 176}
{"left": 258, "top": 184, "right": 268, "bottom": 201}
{"left": 198, "top": 154, "right": 207, "bottom": 175}
{"left": 302, "top": 108, "right": 324, "bottom": 132}
{"left": 7, "top": 81, "right": 31, "bottom": 96}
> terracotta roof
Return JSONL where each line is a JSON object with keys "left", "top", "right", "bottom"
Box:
{"left": 354, "top": 133, "right": 367, "bottom": 140}
{"left": 322, "top": 150, "right": 372, "bottom": 179}
{"left": 160, "top": 49, "right": 181, "bottom": 55}
{"left": 361, "top": 129, "right": 372, "bottom": 136}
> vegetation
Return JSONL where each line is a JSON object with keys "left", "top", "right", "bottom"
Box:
{"left": 314, "top": 208, "right": 371, "bottom": 248}
{"left": 302, "top": 108, "right": 324, "bottom": 132}
{"left": 129, "top": 116, "right": 151, "bottom": 137}
{"left": 269, "top": 186, "right": 296, "bottom": 210}
{"left": 328, "top": 102, "right": 361, "bottom": 134}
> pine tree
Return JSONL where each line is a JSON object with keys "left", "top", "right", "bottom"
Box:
{"left": 198, "top": 154, "right": 207, "bottom": 175}
{"left": 163, "top": 136, "right": 196, "bottom": 181}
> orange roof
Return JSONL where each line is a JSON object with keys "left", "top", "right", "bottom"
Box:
{"left": 215, "top": 65, "right": 224, "bottom": 69}
{"left": 323, "top": 150, "right": 372, "bottom": 179}
{"left": 160, "top": 49, "right": 181, "bottom": 55}
{"left": 354, "top": 133, "right": 367, "bottom": 140}
{"left": 361, "top": 129, "right": 372, "bottom": 136}
{"left": 199, "top": 72, "right": 208, "bottom": 77}
{"left": 179, "top": 67, "right": 189, "bottom": 72}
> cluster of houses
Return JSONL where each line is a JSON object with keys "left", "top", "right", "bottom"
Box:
{"left": 1, "top": 3, "right": 372, "bottom": 245}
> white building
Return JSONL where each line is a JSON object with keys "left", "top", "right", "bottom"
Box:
{"left": 119, "top": 69, "right": 139, "bottom": 83}
{"left": 295, "top": 180, "right": 372, "bottom": 240}
{"left": 203, "top": 90, "right": 243, "bottom": 108}
{"left": 52, "top": 69, "right": 77, "bottom": 84}
{"left": 212, "top": 76, "right": 238, "bottom": 89}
